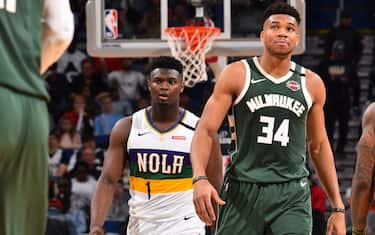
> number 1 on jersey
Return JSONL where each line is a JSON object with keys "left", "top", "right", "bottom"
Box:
{"left": 257, "top": 115, "right": 290, "bottom": 146}
{"left": 146, "top": 181, "right": 151, "bottom": 200}
{"left": 0, "top": 0, "right": 16, "bottom": 13}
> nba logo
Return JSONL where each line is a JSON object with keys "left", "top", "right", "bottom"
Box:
{"left": 104, "top": 9, "right": 118, "bottom": 39}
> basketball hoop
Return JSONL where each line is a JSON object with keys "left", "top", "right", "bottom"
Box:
{"left": 165, "top": 26, "right": 220, "bottom": 87}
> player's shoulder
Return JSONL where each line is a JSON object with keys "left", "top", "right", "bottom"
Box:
{"left": 181, "top": 108, "right": 199, "bottom": 130}
{"left": 215, "top": 59, "right": 248, "bottom": 96}
{"left": 305, "top": 68, "right": 323, "bottom": 85}
{"left": 112, "top": 116, "right": 132, "bottom": 134}
{"left": 362, "top": 102, "right": 375, "bottom": 129}
{"left": 304, "top": 68, "right": 325, "bottom": 102}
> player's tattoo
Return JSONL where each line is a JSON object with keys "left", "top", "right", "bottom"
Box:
{"left": 355, "top": 144, "right": 374, "bottom": 185}
{"left": 357, "top": 144, "right": 375, "bottom": 160}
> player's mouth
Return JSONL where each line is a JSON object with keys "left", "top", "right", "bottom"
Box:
{"left": 158, "top": 93, "right": 169, "bottom": 101}
{"left": 274, "top": 40, "right": 289, "bottom": 46}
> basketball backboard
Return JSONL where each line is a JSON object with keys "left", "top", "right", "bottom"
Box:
{"left": 86, "top": 0, "right": 305, "bottom": 58}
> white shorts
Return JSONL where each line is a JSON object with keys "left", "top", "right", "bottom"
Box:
{"left": 127, "top": 214, "right": 205, "bottom": 235}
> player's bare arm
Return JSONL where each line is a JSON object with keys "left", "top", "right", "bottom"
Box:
{"left": 351, "top": 103, "right": 375, "bottom": 233}
{"left": 41, "top": 0, "right": 74, "bottom": 74}
{"left": 206, "top": 135, "right": 223, "bottom": 193}
{"left": 305, "top": 69, "right": 346, "bottom": 235}
{"left": 203, "top": 134, "right": 223, "bottom": 232}
{"left": 89, "top": 117, "right": 131, "bottom": 235}
{"left": 191, "top": 61, "right": 244, "bottom": 225}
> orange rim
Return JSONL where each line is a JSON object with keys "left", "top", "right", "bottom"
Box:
{"left": 165, "top": 26, "right": 220, "bottom": 50}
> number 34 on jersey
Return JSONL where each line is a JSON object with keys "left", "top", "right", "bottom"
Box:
{"left": 257, "top": 115, "right": 290, "bottom": 147}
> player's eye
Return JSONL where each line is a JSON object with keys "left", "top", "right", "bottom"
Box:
{"left": 154, "top": 79, "right": 162, "bottom": 84}
{"left": 271, "top": 25, "right": 279, "bottom": 30}
{"left": 287, "top": 27, "right": 295, "bottom": 32}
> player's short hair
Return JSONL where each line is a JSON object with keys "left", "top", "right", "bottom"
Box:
{"left": 263, "top": 2, "right": 301, "bottom": 25}
{"left": 150, "top": 56, "right": 183, "bottom": 75}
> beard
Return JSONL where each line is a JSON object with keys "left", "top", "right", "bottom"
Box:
{"left": 268, "top": 46, "right": 294, "bottom": 58}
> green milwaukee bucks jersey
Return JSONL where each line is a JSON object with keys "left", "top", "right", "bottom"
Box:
{"left": 227, "top": 57, "right": 312, "bottom": 183}
{"left": 0, "top": 0, "right": 49, "bottom": 100}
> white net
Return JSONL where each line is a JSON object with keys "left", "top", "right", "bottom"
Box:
{"left": 165, "top": 26, "right": 220, "bottom": 87}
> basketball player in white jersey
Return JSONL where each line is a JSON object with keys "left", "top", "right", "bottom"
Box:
{"left": 89, "top": 56, "right": 223, "bottom": 235}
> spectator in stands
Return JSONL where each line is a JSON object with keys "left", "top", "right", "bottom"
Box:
{"left": 107, "top": 58, "right": 146, "bottom": 114}
{"left": 93, "top": 58, "right": 123, "bottom": 78}
{"left": 169, "top": 3, "right": 189, "bottom": 27}
{"left": 71, "top": 161, "right": 97, "bottom": 220}
{"left": 71, "top": 58, "right": 108, "bottom": 98}
{"left": 74, "top": 134, "right": 107, "bottom": 171}
{"left": 78, "top": 146, "right": 103, "bottom": 180}
{"left": 103, "top": 179, "right": 130, "bottom": 234}
{"left": 45, "top": 63, "right": 71, "bottom": 123}
{"left": 107, "top": 58, "right": 146, "bottom": 101}
{"left": 106, "top": 180, "right": 129, "bottom": 221}
{"left": 46, "top": 178, "right": 70, "bottom": 235}
{"left": 57, "top": 35, "right": 87, "bottom": 82}
{"left": 135, "top": 0, "right": 160, "bottom": 38}
{"left": 318, "top": 41, "right": 351, "bottom": 154}
{"left": 48, "top": 129, "right": 68, "bottom": 177}
{"left": 324, "top": 10, "right": 362, "bottom": 110}
{"left": 63, "top": 94, "right": 94, "bottom": 137}
{"left": 57, "top": 176, "right": 88, "bottom": 235}
{"left": 58, "top": 114, "right": 82, "bottom": 150}
{"left": 94, "top": 93, "right": 122, "bottom": 144}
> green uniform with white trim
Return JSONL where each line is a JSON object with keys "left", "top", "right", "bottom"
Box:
{"left": 0, "top": 1, "right": 49, "bottom": 235}
{"left": 217, "top": 57, "right": 313, "bottom": 235}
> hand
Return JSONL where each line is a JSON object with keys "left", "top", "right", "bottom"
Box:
{"left": 326, "top": 212, "right": 346, "bottom": 235}
{"left": 89, "top": 225, "right": 105, "bottom": 235}
{"left": 193, "top": 179, "right": 225, "bottom": 226}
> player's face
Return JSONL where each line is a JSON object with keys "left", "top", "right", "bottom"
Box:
{"left": 261, "top": 14, "right": 300, "bottom": 57}
{"left": 148, "top": 68, "right": 184, "bottom": 105}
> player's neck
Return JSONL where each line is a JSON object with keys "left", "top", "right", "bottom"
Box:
{"left": 150, "top": 104, "right": 181, "bottom": 124}
{"left": 258, "top": 53, "right": 292, "bottom": 78}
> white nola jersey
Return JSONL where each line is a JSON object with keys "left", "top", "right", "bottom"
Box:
{"left": 127, "top": 107, "right": 199, "bottom": 222}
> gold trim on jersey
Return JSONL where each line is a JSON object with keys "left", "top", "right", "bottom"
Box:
{"left": 144, "top": 108, "right": 188, "bottom": 136}
{"left": 129, "top": 176, "right": 192, "bottom": 193}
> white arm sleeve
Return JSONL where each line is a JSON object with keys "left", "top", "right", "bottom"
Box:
{"left": 40, "top": 0, "right": 74, "bottom": 74}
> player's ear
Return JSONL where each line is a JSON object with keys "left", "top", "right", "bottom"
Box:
{"left": 147, "top": 78, "right": 151, "bottom": 91}
{"left": 295, "top": 34, "right": 300, "bottom": 47}
{"left": 180, "top": 81, "right": 184, "bottom": 93}
{"left": 260, "top": 30, "right": 265, "bottom": 43}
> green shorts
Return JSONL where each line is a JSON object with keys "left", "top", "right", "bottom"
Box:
{"left": 216, "top": 177, "right": 312, "bottom": 235}
{"left": 0, "top": 86, "right": 49, "bottom": 235}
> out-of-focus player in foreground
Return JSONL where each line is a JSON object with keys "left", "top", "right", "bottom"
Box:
{"left": 89, "top": 56, "right": 222, "bottom": 235}
{"left": 0, "top": 0, "right": 74, "bottom": 234}
{"left": 351, "top": 102, "right": 375, "bottom": 235}
{"left": 191, "top": 2, "right": 346, "bottom": 235}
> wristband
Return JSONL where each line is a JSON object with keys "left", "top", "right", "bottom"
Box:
{"left": 192, "top": 176, "right": 208, "bottom": 184}
{"left": 352, "top": 227, "right": 365, "bottom": 235}
{"left": 331, "top": 207, "right": 345, "bottom": 213}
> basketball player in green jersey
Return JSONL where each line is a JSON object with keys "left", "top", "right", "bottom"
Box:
{"left": 0, "top": 1, "right": 74, "bottom": 234}
{"left": 89, "top": 56, "right": 222, "bottom": 235}
{"left": 191, "top": 2, "right": 346, "bottom": 235}
{"left": 351, "top": 102, "right": 375, "bottom": 235}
